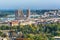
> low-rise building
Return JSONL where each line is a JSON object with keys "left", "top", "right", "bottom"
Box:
{"left": 53, "top": 36, "right": 60, "bottom": 40}
{"left": 20, "top": 21, "right": 36, "bottom": 25}
{"left": 0, "top": 22, "right": 9, "bottom": 26}
{"left": 16, "top": 38, "right": 30, "bottom": 40}
{"left": 9, "top": 20, "right": 19, "bottom": 26}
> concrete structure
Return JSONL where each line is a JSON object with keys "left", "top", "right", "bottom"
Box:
{"left": 15, "top": 10, "right": 18, "bottom": 20}
{"left": 53, "top": 36, "right": 60, "bottom": 40}
{"left": 9, "top": 20, "right": 19, "bottom": 26}
{"left": 1, "top": 9, "right": 60, "bottom": 26}
{"left": 16, "top": 38, "right": 30, "bottom": 40}
{"left": 26, "top": 9, "right": 30, "bottom": 19}
{"left": 18, "top": 10, "right": 24, "bottom": 20}
{"left": 20, "top": 21, "right": 36, "bottom": 25}
{"left": 44, "top": 11, "right": 57, "bottom": 18}
{"left": 2, "top": 38, "right": 8, "bottom": 40}
{"left": 0, "top": 22, "right": 9, "bottom": 26}
{"left": 0, "top": 36, "right": 3, "bottom": 40}
{"left": 57, "top": 10, "right": 60, "bottom": 16}
{"left": 15, "top": 10, "right": 24, "bottom": 20}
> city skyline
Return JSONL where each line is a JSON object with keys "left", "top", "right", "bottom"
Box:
{"left": 0, "top": 0, "right": 60, "bottom": 10}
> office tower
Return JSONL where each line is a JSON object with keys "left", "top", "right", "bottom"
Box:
{"left": 15, "top": 10, "right": 24, "bottom": 20}
{"left": 26, "top": 9, "right": 30, "bottom": 19}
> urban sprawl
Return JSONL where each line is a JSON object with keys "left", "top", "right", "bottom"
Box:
{"left": 0, "top": 9, "right": 60, "bottom": 26}
{"left": 0, "top": 9, "right": 60, "bottom": 40}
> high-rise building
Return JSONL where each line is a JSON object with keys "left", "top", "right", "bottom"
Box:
{"left": 18, "top": 10, "right": 24, "bottom": 20}
{"left": 15, "top": 10, "right": 18, "bottom": 20}
{"left": 26, "top": 9, "right": 30, "bottom": 19}
{"left": 15, "top": 10, "right": 24, "bottom": 20}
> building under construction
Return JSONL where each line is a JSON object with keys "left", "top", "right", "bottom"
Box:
{"left": 15, "top": 9, "right": 31, "bottom": 20}
{"left": 15, "top": 9, "right": 25, "bottom": 20}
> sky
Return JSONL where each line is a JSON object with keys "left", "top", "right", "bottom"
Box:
{"left": 0, "top": 0, "right": 60, "bottom": 10}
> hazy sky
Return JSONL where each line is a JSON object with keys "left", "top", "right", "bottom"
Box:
{"left": 0, "top": 0, "right": 60, "bottom": 10}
